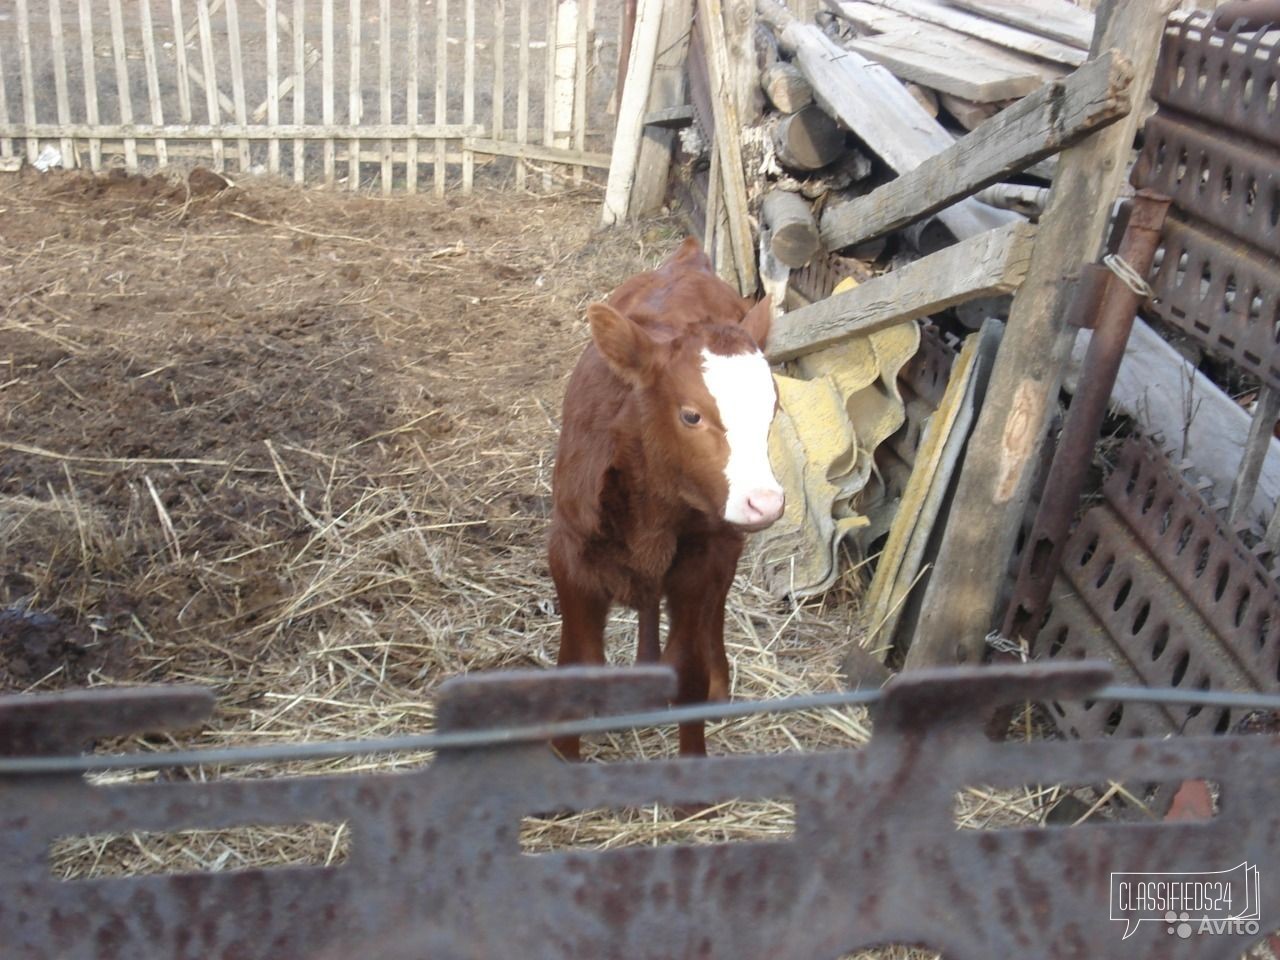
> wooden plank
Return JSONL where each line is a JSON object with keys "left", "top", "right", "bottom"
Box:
{"left": 463, "top": 0, "right": 476, "bottom": 193}
{"left": 493, "top": 0, "right": 505, "bottom": 150}
{"left": 630, "top": 0, "right": 694, "bottom": 216}
{"left": 820, "top": 51, "right": 1132, "bottom": 250}
{"left": 0, "top": 41, "right": 11, "bottom": 160}
{"left": 1229, "top": 385, "right": 1280, "bottom": 528}
{"left": 572, "top": 0, "right": 589, "bottom": 183}
{"left": 766, "top": 222, "right": 1036, "bottom": 361}
{"left": 406, "top": 0, "right": 420, "bottom": 193}
{"left": 542, "top": 0, "right": 557, "bottom": 190}
{"left": 904, "top": 0, "right": 1178, "bottom": 669}
{"left": 379, "top": 0, "right": 392, "bottom": 194}
{"left": 16, "top": 0, "right": 38, "bottom": 164}
{"left": 759, "top": 0, "right": 1015, "bottom": 242}
{"left": 77, "top": 0, "right": 102, "bottom": 170}
{"left": 516, "top": 0, "right": 530, "bottom": 188}
{"left": 322, "top": 0, "right": 334, "bottom": 183}
{"left": 224, "top": 0, "right": 251, "bottom": 171}
{"left": 349, "top": 0, "right": 362, "bottom": 190}
{"left": 851, "top": 0, "right": 1087, "bottom": 67}
{"left": 435, "top": 0, "right": 448, "bottom": 196}
{"left": 845, "top": 29, "right": 1051, "bottom": 102}
{"left": 292, "top": 0, "right": 306, "bottom": 183}
{"left": 601, "top": 0, "right": 663, "bottom": 223}
{"left": 1, "top": 122, "right": 485, "bottom": 140}
{"left": 697, "top": 0, "right": 757, "bottom": 293}
{"left": 106, "top": 0, "right": 138, "bottom": 171}
{"left": 947, "top": 0, "right": 1094, "bottom": 51}
{"left": 47, "top": 0, "right": 74, "bottom": 167}
{"left": 169, "top": 0, "right": 194, "bottom": 125}
{"left": 266, "top": 0, "right": 280, "bottom": 174}
{"left": 464, "top": 136, "right": 610, "bottom": 167}
{"left": 195, "top": 0, "right": 224, "bottom": 170}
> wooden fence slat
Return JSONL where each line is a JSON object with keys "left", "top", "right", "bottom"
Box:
{"left": 435, "top": 0, "right": 449, "bottom": 196}
{"left": 348, "top": 0, "right": 362, "bottom": 190}
{"left": 293, "top": 0, "right": 306, "bottom": 182}
{"left": 493, "top": 0, "right": 505, "bottom": 147}
{"left": 47, "top": 0, "right": 74, "bottom": 167}
{"left": 196, "top": 0, "right": 225, "bottom": 170}
{"left": 266, "top": 0, "right": 280, "bottom": 173}
{"left": 463, "top": 0, "right": 476, "bottom": 194}
{"left": 542, "top": 0, "right": 556, "bottom": 190}
{"left": 323, "top": 0, "right": 334, "bottom": 183}
{"left": 516, "top": 0, "right": 530, "bottom": 188}
{"left": 573, "top": 0, "right": 588, "bottom": 183}
{"left": 16, "top": 0, "right": 38, "bottom": 164}
{"left": 464, "top": 136, "right": 609, "bottom": 167}
{"left": 1229, "top": 385, "right": 1280, "bottom": 528}
{"left": 406, "top": 0, "right": 419, "bottom": 193}
{"left": 225, "top": 0, "right": 251, "bottom": 171}
{"left": 138, "top": 0, "right": 168, "bottom": 168}
{"left": 78, "top": 0, "right": 101, "bottom": 170}
{"left": 380, "top": 0, "right": 392, "bottom": 194}
{"left": 170, "top": 0, "right": 194, "bottom": 124}
{"left": 0, "top": 42, "right": 12, "bottom": 160}
{"left": 106, "top": 0, "right": 138, "bottom": 171}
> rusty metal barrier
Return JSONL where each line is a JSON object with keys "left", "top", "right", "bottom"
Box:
{"left": 2, "top": 662, "right": 1279, "bottom": 959}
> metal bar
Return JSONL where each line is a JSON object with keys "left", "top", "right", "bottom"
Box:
{"left": 2, "top": 680, "right": 1278, "bottom": 775}
{"left": 1228, "top": 384, "right": 1280, "bottom": 528}
{"left": 1004, "top": 190, "right": 1172, "bottom": 642}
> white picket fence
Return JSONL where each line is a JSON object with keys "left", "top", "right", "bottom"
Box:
{"left": 0, "top": 0, "right": 618, "bottom": 193}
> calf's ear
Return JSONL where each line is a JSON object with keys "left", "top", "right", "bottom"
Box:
{"left": 587, "top": 303, "right": 658, "bottom": 386}
{"left": 740, "top": 295, "right": 772, "bottom": 350}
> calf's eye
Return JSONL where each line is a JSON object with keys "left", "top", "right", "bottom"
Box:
{"left": 680, "top": 408, "right": 702, "bottom": 427}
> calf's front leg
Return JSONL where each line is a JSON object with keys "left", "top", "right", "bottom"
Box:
{"left": 549, "top": 552, "right": 610, "bottom": 761}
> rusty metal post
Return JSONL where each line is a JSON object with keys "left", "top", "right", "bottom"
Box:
{"left": 1004, "top": 190, "right": 1172, "bottom": 643}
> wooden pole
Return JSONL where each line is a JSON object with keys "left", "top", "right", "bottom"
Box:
{"left": 380, "top": 0, "right": 392, "bottom": 193}
{"left": 196, "top": 0, "right": 224, "bottom": 171}
{"left": 349, "top": 0, "right": 362, "bottom": 190}
{"left": 464, "top": 0, "right": 476, "bottom": 193}
{"left": 224, "top": 0, "right": 251, "bottom": 171}
{"left": 323, "top": 0, "right": 335, "bottom": 183}
{"left": 516, "top": 0, "right": 530, "bottom": 188}
{"left": 170, "top": 0, "right": 194, "bottom": 127}
{"left": 106, "top": 0, "right": 138, "bottom": 171}
{"left": 15, "top": 0, "right": 38, "bottom": 164}
{"left": 435, "top": 0, "right": 448, "bottom": 196}
{"left": 267, "top": 0, "right": 281, "bottom": 174}
{"left": 600, "top": 0, "right": 664, "bottom": 223}
{"left": 629, "top": 0, "right": 694, "bottom": 216}
{"left": 406, "top": 0, "right": 420, "bottom": 192}
{"left": 48, "top": 0, "right": 75, "bottom": 168}
{"left": 492, "top": 0, "right": 505, "bottom": 151}
{"left": 78, "top": 0, "right": 102, "bottom": 170}
{"left": 293, "top": 0, "right": 306, "bottom": 183}
{"left": 903, "top": 0, "right": 1178, "bottom": 669}
{"left": 542, "top": 0, "right": 557, "bottom": 190}
{"left": 0, "top": 41, "right": 12, "bottom": 161}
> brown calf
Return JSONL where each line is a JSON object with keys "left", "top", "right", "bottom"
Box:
{"left": 548, "top": 237, "right": 784, "bottom": 758}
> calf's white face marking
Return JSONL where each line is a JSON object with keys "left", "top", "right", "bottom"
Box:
{"left": 699, "top": 347, "right": 784, "bottom": 527}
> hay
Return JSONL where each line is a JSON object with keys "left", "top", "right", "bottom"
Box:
{"left": 1, "top": 169, "right": 1121, "bottom": 960}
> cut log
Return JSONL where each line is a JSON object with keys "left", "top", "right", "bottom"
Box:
{"left": 819, "top": 51, "right": 1132, "bottom": 250}
{"left": 757, "top": 0, "right": 1017, "bottom": 241}
{"left": 769, "top": 103, "right": 844, "bottom": 171}
{"left": 847, "top": 0, "right": 1088, "bottom": 67}
{"left": 761, "top": 188, "right": 821, "bottom": 267}
{"left": 904, "top": 0, "right": 1178, "bottom": 669}
{"left": 766, "top": 220, "right": 1036, "bottom": 362}
{"left": 947, "top": 0, "right": 1094, "bottom": 50}
{"left": 760, "top": 61, "right": 813, "bottom": 112}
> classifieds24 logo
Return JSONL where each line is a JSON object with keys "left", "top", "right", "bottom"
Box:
{"left": 1110, "top": 863, "right": 1261, "bottom": 940}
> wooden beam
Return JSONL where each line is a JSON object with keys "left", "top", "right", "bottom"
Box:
{"left": 903, "top": 0, "right": 1178, "bottom": 669}
{"left": 700, "top": 0, "right": 759, "bottom": 294}
{"left": 820, "top": 51, "right": 1133, "bottom": 250}
{"left": 758, "top": 0, "right": 1016, "bottom": 242}
{"left": 766, "top": 221, "right": 1036, "bottom": 362}
{"left": 630, "top": 0, "right": 694, "bottom": 216}
{"left": 847, "top": 0, "right": 1087, "bottom": 67}
{"left": 947, "top": 0, "right": 1094, "bottom": 51}
{"left": 761, "top": 188, "right": 821, "bottom": 267}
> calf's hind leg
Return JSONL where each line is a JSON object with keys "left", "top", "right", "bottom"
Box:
{"left": 549, "top": 552, "right": 610, "bottom": 761}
